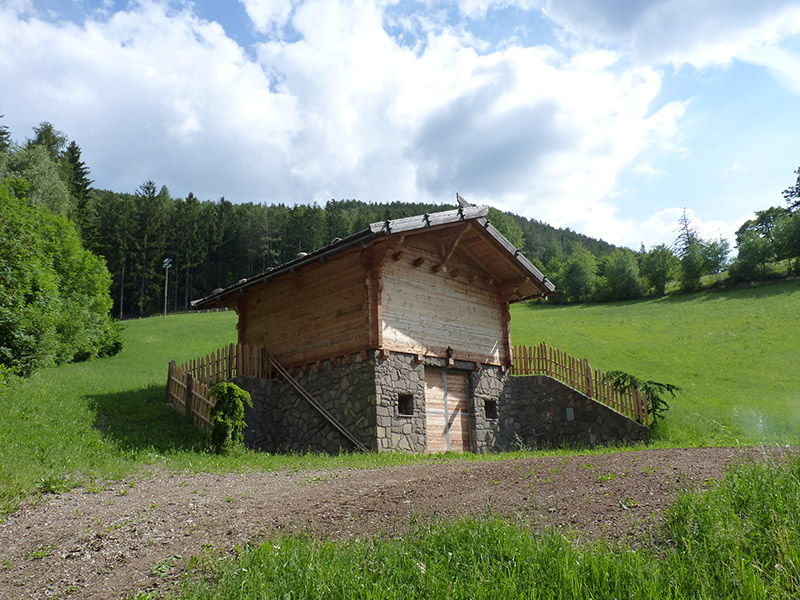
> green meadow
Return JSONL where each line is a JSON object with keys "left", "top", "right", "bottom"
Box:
{"left": 512, "top": 279, "right": 800, "bottom": 445}
{"left": 2, "top": 279, "right": 799, "bottom": 516}
{"left": 2, "top": 282, "right": 799, "bottom": 599}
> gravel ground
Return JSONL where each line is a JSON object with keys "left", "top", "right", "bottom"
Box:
{"left": 0, "top": 446, "right": 780, "bottom": 599}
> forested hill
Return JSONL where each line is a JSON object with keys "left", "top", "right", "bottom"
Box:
{"left": 4, "top": 118, "right": 798, "bottom": 377}
{"left": 85, "top": 187, "right": 619, "bottom": 318}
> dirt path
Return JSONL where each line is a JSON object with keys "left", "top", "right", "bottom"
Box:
{"left": 0, "top": 447, "right": 775, "bottom": 599}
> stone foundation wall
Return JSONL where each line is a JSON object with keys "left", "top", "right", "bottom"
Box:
{"left": 233, "top": 353, "right": 377, "bottom": 453}
{"left": 469, "top": 365, "right": 506, "bottom": 452}
{"left": 374, "top": 353, "right": 427, "bottom": 452}
{"left": 231, "top": 351, "right": 648, "bottom": 454}
{"left": 499, "top": 375, "right": 649, "bottom": 448}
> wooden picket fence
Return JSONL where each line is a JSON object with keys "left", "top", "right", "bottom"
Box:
{"left": 165, "top": 343, "right": 273, "bottom": 432}
{"left": 165, "top": 343, "right": 369, "bottom": 450}
{"left": 511, "top": 342, "right": 649, "bottom": 426}
{"left": 167, "top": 341, "right": 650, "bottom": 434}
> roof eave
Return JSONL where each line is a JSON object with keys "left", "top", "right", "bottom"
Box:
{"left": 456, "top": 195, "right": 556, "bottom": 297}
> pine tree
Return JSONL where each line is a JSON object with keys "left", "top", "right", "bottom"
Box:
{"left": 63, "top": 141, "right": 94, "bottom": 241}
{"left": 673, "top": 209, "right": 700, "bottom": 258}
{"left": 0, "top": 113, "right": 10, "bottom": 154}
{"left": 133, "top": 180, "right": 168, "bottom": 315}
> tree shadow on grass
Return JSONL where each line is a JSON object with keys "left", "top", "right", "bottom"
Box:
{"left": 88, "top": 384, "right": 209, "bottom": 454}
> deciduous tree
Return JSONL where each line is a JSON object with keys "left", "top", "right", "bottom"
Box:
{"left": 782, "top": 165, "right": 800, "bottom": 212}
{"left": 641, "top": 244, "right": 678, "bottom": 296}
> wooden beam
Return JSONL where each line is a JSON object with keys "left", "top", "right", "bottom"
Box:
{"left": 501, "top": 302, "right": 512, "bottom": 371}
{"left": 235, "top": 297, "right": 248, "bottom": 346}
{"left": 363, "top": 249, "right": 380, "bottom": 350}
{"left": 375, "top": 274, "right": 384, "bottom": 348}
{"left": 441, "top": 224, "right": 468, "bottom": 266}
{"left": 499, "top": 277, "right": 528, "bottom": 300}
{"left": 375, "top": 235, "right": 406, "bottom": 268}
{"left": 453, "top": 224, "right": 516, "bottom": 283}
{"left": 380, "top": 342, "right": 503, "bottom": 369}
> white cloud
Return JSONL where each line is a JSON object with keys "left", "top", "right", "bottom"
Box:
{"left": 538, "top": 0, "right": 800, "bottom": 76}
{"left": 637, "top": 207, "right": 739, "bottom": 250}
{"left": 722, "top": 161, "right": 748, "bottom": 177}
{"left": 251, "top": 2, "right": 689, "bottom": 234}
{"left": 633, "top": 163, "right": 666, "bottom": 176}
{"left": 239, "top": 0, "right": 296, "bottom": 33}
{"left": 0, "top": 0, "right": 712, "bottom": 249}
{"left": 0, "top": 1, "right": 301, "bottom": 200}
{"left": 739, "top": 42, "right": 800, "bottom": 95}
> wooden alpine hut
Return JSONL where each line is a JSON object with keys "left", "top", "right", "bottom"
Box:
{"left": 190, "top": 195, "right": 648, "bottom": 453}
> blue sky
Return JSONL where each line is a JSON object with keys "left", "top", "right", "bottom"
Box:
{"left": 2, "top": 0, "right": 800, "bottom": 250}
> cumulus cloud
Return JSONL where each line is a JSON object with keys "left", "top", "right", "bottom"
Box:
{"left": 539, "top": 0, "right": 800, "bottom": 87}
{"left": 0, "top": 1, "right": 301, "bottom": 200}
{"left": 250, "top": 1, "right": 691, "bottom": 239}
{"left": 452, "top": 0, "right": 800, "bottom": 93}
{"left": 633, "top": 163, "right": 667, "bottom": 177}
{"left": 239, "top": 0, "right": 296, "bottom": 33}
{"left": 6, "top": 0, "right": 793, "bottom": 250}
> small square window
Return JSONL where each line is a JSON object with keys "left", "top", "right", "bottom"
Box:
{"left": 398, "top": 394, "right": 414, "bottom": 416}
{"left": 485, "top": 399, "right": 498, "bottom": 420}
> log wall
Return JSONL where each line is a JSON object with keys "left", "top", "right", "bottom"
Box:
{"left": 381, "top": 239, "right": 506, "bottom": 365}
{"left": 237, "top": 249, "right": 368, "bottom": 367}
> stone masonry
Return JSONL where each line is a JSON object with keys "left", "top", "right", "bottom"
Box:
{"left": 470, "top": 368, "right": 649, "bottom": 449}
{"left": 233, "top": 350, "right": 649, "bottom": 454}
{"left": 233, "top": 353, "right": 377, "bottom": 453}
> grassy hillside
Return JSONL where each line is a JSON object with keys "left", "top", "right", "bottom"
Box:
{"left": 2, "top": 281, "right": 797, "bottom": 514}
{"left": 0, "top": 311, "right": 238, "bottom": 512}
{"left": 511, "top": 279, "right": 800, "bottom": 445}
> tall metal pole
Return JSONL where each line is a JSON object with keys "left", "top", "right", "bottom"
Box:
{"left": 163, "top": 258, "right": 172, "bottom": 318}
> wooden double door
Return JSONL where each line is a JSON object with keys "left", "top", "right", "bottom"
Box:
{"left": 425, "top": 369, "right": 471, "bottom": 452}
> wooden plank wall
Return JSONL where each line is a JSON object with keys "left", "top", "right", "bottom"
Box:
{"left": 381, "top": 239, "right": 506, "bottom": 365}
{"left": 238, "top": 249, "right": 369, "bottom": 367}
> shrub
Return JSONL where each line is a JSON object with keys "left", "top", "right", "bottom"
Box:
{"left": 0, "top": 179, "right": 119, "bottom": 373}
{"left": 603, "top": 370, "right": 679, "bottom": 427}
{"left": 209, "top": 382, "right": 253, "bottom": 453}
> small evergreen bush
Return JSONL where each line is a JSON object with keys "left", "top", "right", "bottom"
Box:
{"left": 209, "top": 382, "right": 252, "bottom": 453}
{"left": 603, "top": 370, "right": 679, "bottom": 426}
